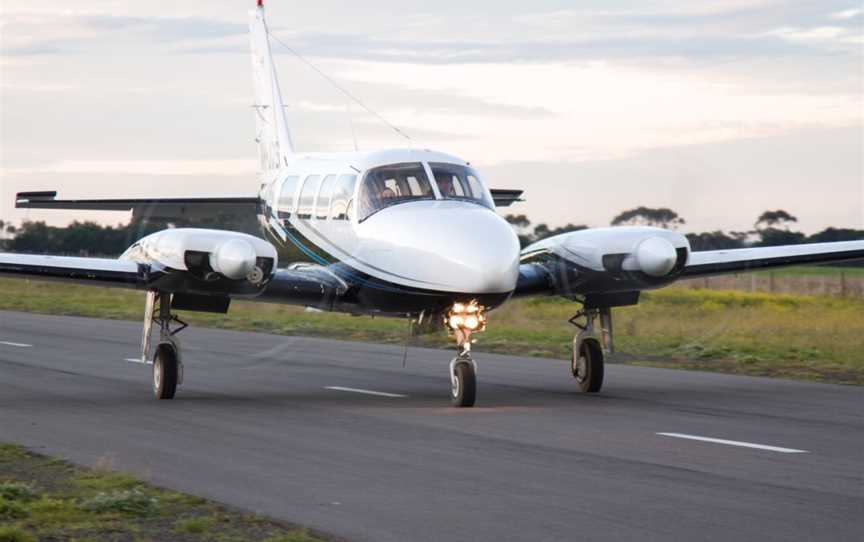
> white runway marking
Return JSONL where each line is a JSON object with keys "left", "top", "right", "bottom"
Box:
{"left": 0, "top": 341, "right": 32, "bottom": 348}
{"left": 657, "top": 432, "right": 808, "bottom": 454}
{"left": 124, "top": 358, "right": 152, "bottom": 365}
{"left": 324, "top": 386, "right": 407, "bottom": 398}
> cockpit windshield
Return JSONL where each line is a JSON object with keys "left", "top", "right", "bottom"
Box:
{"left": 429, "top": 163, "right": 494, "bottom": 209}
{"left": 358, "top": 162, "right": 435, "bottom": 221}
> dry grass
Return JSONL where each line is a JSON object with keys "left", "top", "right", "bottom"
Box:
{"left": 1, "top": 278, "right": 862, "bottom": 384}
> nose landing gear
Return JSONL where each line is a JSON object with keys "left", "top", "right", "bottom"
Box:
{"left": 450, "top": 334, "right": 477, "bottom": 407}
{"left": 445, "top": 301, "right": 485, "bottom": 407}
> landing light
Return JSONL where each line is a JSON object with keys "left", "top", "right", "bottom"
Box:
{"left": 446, "top": 300, "right": 486, "bottom": 333}
{"left": 464, "top": 315, "right": 480, "bottom": 330}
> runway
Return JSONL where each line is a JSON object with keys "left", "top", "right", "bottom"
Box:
{"left": 1, "top": 310, "right": 862, "bottom": 541}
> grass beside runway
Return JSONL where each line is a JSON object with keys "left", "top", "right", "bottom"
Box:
{"left": 1, "top": 278, "right": 862, "bottom": 385}
{"left": 0, "top": 443, "right": 329, "bottom": 542}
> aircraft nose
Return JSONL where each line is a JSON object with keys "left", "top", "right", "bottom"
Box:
{"left": 436, "top": 210, "right": 521, "bottom": 293}
{"left": 359, "top": 202, "right": 521, "bottom": 293}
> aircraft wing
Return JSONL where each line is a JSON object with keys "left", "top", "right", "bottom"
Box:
{"left": 15, "top": 191, "right": 259, "bottom": 221}
{"left": 0, "top": 228, "right": 346, "bottom": 311}
{"left": 514, "top": 227, "right": 864, "bottom": 301}
{"left": 680, "top": 241, "right": 864, "bottom": 277}
{"left": 0, "top": 252, "right": 145, "bottom": 288}
{"left": 0, "top": 252, "right": 345, "bottom": 308}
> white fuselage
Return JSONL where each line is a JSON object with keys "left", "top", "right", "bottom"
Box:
{"left": 258, "top": 147, "right": 521, "bottom": 300}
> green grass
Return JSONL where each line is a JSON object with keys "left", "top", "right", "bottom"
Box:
{"left": 0, "top": 443, "right": 332, "bottom": 542}
{"left": 753, "top": 265, "right": 864, "bottom": 278}
{"left": 1, "top": 278, "right": 862, "bottom": 384}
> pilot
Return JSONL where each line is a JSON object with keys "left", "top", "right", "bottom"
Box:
{"left": 436, "top": 174, "right": 456, "bottom": 197}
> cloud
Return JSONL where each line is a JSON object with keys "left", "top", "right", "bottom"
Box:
{"left": 4, "top": 160, "right": 256, "bottom": 177}
{"left": 514, "top": 1, "right": 782, "bottom": 25}
{"left": 766, "top": 25, "right": 862, "bottom": 51}
{"left": 0, "top": 13, "right": 248, "bottom": 56}
{"left": 177, "top": 29, "right": 830, "bottom": 65}
{"left": 81, "top": 15, "right": 247, "bottom": 42}
{"left": 828, "top": 8, "right": 864, "bottom": 20}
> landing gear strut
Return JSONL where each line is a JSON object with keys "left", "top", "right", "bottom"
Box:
{"left": 569, "top": 307, "right": 613, "bottom": 393}
{"left": 142, "top": 291, "right": 186, "bottom": 400}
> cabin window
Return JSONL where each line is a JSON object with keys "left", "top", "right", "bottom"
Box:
{"left": 277, "top": 175, "right": 300, "bottom": 218}
{"left": 329, "top": 174, "right": 357, "bottom": 220}
{"left": 297, "top": 174, "right": 321, "bottom": 219}
{"left": 358, "top": 163, "right": 434, "bottom": 221}
{"left": 430, "top": 163, "right": 494, "bottom": 209}
{"left": 316, "top": 175, "right": 336, "bottom": 220}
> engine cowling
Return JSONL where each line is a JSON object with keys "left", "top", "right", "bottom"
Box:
{"left": 521, "top": 226, "right": 690, "bottom": 295}
{"left": 120, "top": 228, "right": 278, "bottom": 296}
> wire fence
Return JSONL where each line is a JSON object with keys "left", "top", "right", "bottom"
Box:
{"left": 678, "top": 272, "right": 864, "bottom": 299}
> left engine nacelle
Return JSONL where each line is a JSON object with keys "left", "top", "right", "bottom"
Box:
{"left": 521, "top": 226, "right": 690, "bottom": 296}
{"left": 121, "top": 228, "right": 278, "bottom": 296}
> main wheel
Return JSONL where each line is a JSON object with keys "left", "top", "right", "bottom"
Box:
{"left": 572, "top": 338, "right": 604, "bottom": 393}
{"left": 153, "top": 343, "right": 179, "bottom": 400}
{"left": 451, "top": 361, "right": 476, "bottom": 408}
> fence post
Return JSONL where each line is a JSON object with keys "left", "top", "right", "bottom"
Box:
{"left": 840, "top": 271, "right": 847, "bottom": 298}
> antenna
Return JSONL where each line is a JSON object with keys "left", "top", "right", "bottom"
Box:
{"left": 347, "top": 100, "right": 359, "bottom": 151}
{"left": 269, "top": 33, "right": 414, "bottom": 145}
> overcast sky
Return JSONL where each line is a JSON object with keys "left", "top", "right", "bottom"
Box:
{"left": 1, "top": 0, "right": 862, "bottom": 234}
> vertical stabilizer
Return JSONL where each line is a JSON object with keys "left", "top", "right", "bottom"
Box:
{"left": 250, "top": 1, "right": 294, "bottom": 175}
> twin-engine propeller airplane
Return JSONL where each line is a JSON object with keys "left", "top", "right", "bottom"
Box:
{"left": 2, "top": 2, "right": 863, "bottom": 407}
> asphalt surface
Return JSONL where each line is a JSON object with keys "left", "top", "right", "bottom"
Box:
{"left": 1, "top": 310, "right": 862, "bottom": 542}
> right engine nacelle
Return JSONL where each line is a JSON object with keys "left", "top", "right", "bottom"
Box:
{"left": 121, "top": 228, "right": 278, "bottom": 297}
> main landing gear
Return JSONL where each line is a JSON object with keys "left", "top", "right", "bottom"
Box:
{"left": 142, "top": 291, "right": 187, "bottom": 400}
{"left": 568, "top": 306, "right": 613, "bottom": 393}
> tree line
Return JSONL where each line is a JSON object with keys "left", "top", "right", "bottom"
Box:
{"left": 505, "top": 207, "right": 863, "bottom": 250}
{"left": 1, "top": 207, "right": 861, "bottom": 258}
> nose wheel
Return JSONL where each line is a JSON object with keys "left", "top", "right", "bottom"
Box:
{"left": 450, "top": 356, "right": 477, "bottom": 407}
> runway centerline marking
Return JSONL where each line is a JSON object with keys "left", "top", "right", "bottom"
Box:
{"left": 657, "top": 432, "right": 808, "bottom": 454}
{"left": 324, "top": 386, "right": 407, "bottom": 398}
{"left": 0, "top": 341, "right": 32, "bottom": 348}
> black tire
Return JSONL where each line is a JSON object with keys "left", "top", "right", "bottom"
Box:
{"left": 572, "top": 338, "right": 604, "bottom": 393}
{"left": 451, "top": 362, "right": 476, "bottom": 407}
{"left": 153, "top": 343, "right": 179, "bottom": 400}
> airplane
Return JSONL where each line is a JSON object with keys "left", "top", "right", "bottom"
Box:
{"left": 1, "top": 1, "right": 862, "bottom": 407}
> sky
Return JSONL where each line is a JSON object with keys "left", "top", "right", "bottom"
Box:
{"left": 1, "top": 0, "right": 862, "bottom": 234}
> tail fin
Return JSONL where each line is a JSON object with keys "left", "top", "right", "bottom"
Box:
{"left": 250, "top": 1, "right": 294, "bottom": 174}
